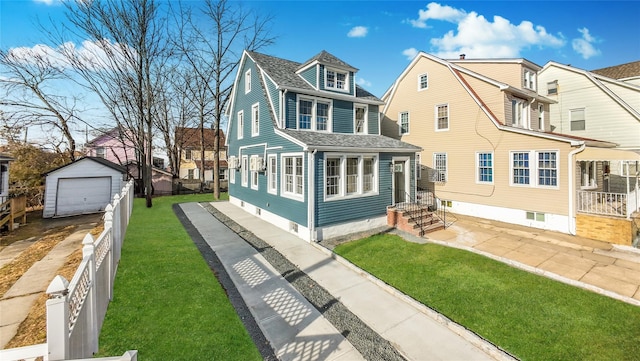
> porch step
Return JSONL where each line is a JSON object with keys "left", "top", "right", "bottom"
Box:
{"left": 390, "top": 207, "right": 445, "bottom": 237}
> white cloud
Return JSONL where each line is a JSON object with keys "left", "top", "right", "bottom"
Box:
{"left": 408, "top": 2, "right": 466, "bottom": 28}
{"left": 356, "top": 77, "right": 371, "bottom": 87}
{"left": 408, "top": 2, "right": 565, "bottom": 59}
{"left": 402, "top": 48, "right": 419, "bottom": 60}
{"left": 33, "top": 0, "right": 58, "bottom": 5}
{"left": 572, "top": 27, "right": 601, "bottom": 59}
{"left": 348, "top": 26, "right": 368, "bottom": 38}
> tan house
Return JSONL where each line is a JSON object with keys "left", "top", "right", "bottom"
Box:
{"left": 381, "top": 52, "right": 640, "bottom": 246}
{"left": 175, "top": 127, "right": 227, "bottom": 188}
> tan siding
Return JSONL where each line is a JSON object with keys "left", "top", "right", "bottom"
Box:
{"left": 453, "top": 62, "right": 523, "bottom": 87}
{"left": 384, "top": 56, "right": 574, "bottom": 217}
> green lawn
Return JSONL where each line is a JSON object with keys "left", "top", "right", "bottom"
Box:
{"left": 97, "top": 193, "right": 262, "bottom": 361}
{"left": 334, "top": 234, "right": 640, "bottom": 361}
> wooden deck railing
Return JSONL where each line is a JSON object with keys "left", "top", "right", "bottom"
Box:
{"left": 0, "top": 195, "right": 27, "bottom": 231}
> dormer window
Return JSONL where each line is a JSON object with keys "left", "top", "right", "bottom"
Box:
{"left": 325, "top": 68, "right": 348, "bottom": 91}
{"left": 524, "top": 69, "right": 536, "bottom": 90}
{"left": 298, "top": 96, "right": 332, "bottom": 131}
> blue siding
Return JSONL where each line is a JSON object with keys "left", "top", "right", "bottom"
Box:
{"left": 229, "top": 56, "right": 308, "bottom": 227}
{"left": 368, "top": 105, "right": 379, "bottom": 134}
{"left": 285, "top": 92, "right": 297, "bottom": 129}
{"left": 265, "top": 76, "right": 279, "bottom": 122}
{"left": 299, "top": 67, "right": 317, "bottom": 88}
{"left": 332, "top": 99, "right": 353, "bottom": 133}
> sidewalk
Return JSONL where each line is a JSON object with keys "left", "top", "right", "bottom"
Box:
{"left": 184, "top": 201, "right": 511, "bottom": 361}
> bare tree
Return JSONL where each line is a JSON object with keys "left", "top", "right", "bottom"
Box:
{"left": 0, "top": 48, "right": 82, "bottom": 160}
{"left": 58, "top": 0, "right": 171, "bottom": 207}
{"left": 173, "top": 0, "right": 275, "bottom": 199}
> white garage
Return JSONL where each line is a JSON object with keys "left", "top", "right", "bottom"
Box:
{"left": 43, "top": 157, "right": 127, "bottom": 218}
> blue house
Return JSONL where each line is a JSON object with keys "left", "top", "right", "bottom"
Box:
{"left": 226, "top": 50, "right": 421, "bottom": 242}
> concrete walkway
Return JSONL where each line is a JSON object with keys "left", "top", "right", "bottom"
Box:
{"left": 187, "top": 202, "right": 509, "bottom": 361}
{"left": 0, "top": 225, "right": 94, "bottom": 349}
{"left": 424, "top": 214, "right": 640, "bottom": 305}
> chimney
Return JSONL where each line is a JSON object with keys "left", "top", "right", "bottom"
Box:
{"left": 459, "top": 54, "right": 466, "bottom": 60}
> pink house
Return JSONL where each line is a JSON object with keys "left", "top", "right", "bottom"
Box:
{"left": 84, "top": 128, "right": 138, "bottom": 165}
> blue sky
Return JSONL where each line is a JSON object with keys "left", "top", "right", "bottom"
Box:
{"left": 1, "top": 0, "right": 639, "bottom": 98}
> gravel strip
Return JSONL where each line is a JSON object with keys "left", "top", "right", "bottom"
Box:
{"left": 200, "top": 202, "right": 406, "bottom": 361}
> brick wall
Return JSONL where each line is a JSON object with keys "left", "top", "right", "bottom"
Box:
{"left": 576, "top": 213, "right": 633, "bottom": 245}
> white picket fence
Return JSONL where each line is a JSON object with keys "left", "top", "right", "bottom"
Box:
{"left": 0, "top": 180, "right": 137, "bottom": 361}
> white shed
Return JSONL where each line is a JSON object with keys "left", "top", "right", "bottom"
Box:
{"left": 43, "top": 157, "right": 127, "bottom": 218}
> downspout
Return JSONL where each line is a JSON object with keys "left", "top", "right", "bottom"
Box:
{"left": 568, "top": 143, "right": 586, "bottom": 235}
{"left": 309, "top": 149, "right": 318, "bottom": 242}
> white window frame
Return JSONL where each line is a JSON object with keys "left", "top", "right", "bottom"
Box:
{"left": 245, "top": 69, "right": 251, "bottom": 93}
{"left": 281, "top": 153, "right": 304, "bottom": 201}
{"left": 250, "top": 155, "right": 259, "bottom": 190}
{"left": 476, "top": 152, "right": 494, "bottom": 184}
{"left": 435, "top": 104, "right": 449, "bottom": 131}
{"left": 324, "top": 153, "right": 378, "bottom": 201}
{"left": 229, "top": 158, "right": 236, "bottom": 184}
{"left": 511, "top": 151, "right": 531, "bottom": 186}
{"left": 251, "top": 103, "right": 260, "bottom": 136}
{"left": 570, "top": 108, "right": 586, "bottom": 131}
{"left": 511, "top": 98, "right": 529, "bottom": 129}
{"left": 399, "top": 111, "right": 409, "bottom": 135}
{"left": 538, "top": 103, "right": 545, "bottom": 131}
{"left": 415, "top": 153, "right": 422, "bottom": 180}
{"left": 354, "top": 104, "right": 368, "bottom": 134}
{"left": 433, "top": 153, "right": 447, "bottom": 183}
{"left": 241, "top": 155, "right": 248, "bottom": 187}
{"left": 95, "top": 147, "right": 105, "bottom": 158}
{"left": 524, "top": 69, "right": 536, "bottom": 90}
{"left": 510, "top": 150, "right": 559, "bottom": 189}
{"left": 547, "top": 80, "right": 558, "bottom": 95}
{"left": 325, "top": 67, "right": 349, "bottom": 92}
{"left": 267, "top": 155, "right": 277, "bottom": 194}
{"left": 418, "top": 73, "right": 428, "bottom": 91}
{"left": 237, "top": 110, "right": 244, "bottom": 140}
{"left": 296, "top": 95, "right": 332, "bottom": 131}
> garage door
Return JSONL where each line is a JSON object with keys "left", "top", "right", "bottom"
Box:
{"left": 56, "top": 177, "right": 112, "bottom": 217}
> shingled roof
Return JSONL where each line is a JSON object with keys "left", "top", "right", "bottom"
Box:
{"left": 246, "top": 50, "right": 381, "bottom": 102}
{"left": 591, "top": 60, "right": 640, "bottom": 80}
{"left": 175, "top": 127, "right": 226, "bottom": 149}
{"left": 280, "top": 129, "right": 421, "bottom": 152}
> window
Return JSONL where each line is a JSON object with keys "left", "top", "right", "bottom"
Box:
{"left": 95, "top": 147, "right": 105, "bottom": 158}
{"left": 399, "top": 111, "right": 409, "bottom": 135}
{"left": 580, "top": 161, "right": 597, "bottom": 189}
{"left": 415, "top": 153, "right": 422, "bottom": 180}
{"left": 435, "top": 104, "right": 449, "bottom": 131}
{"left": 538, "top": 152, "right": 557, "bottom": 186}
{"left": 241, "top": 155, "right": 248, "bottom": 187}
{"left": 229, "top": 161, "right": 236, "bottom": 183}
{"left": 418, "top": 73, "right": 428, "bottom": 90}
{"left": 250, "top": 156, "right": 259, "bottom": 190}
{"left": 282, "top": 155, "right": 303, "bottom": 199}
{"left": 219, "top": 168, "right": 226, "bottom": 180}
{"left": 251, "top": 103, "right": 259, "bottom": 136}
{"left": 434, "top": 153, "right": 447, "bottom": 182}
{"left": 538, "top": 104, "right": 545, "bottom": 131}
{"left": 511, "top": 98, "right": 528, "bottom": 128}
{"left": 526, "top": 211, "right": 545, "bottom": 222}
{"left": 237, "top": 110, "right": 244, "bottom": 139}
{"left": 245, "top": 69, "right": 251, "bottom": 93}
{"left": 547, "top": 80, "right": 558, "bottom": 95}
{"left": 326, "top": 68, "right": 348, "bottom": 91}
{"left": 524, "top": 69, "right": 536, "bottom": 90}
{"left": 324, "top": 154, "right": 377, "bottom": 199}
{"left": 477, "top": 152, "right": 493, "bottom": 183}
{"left": 354, "top": 105, "right": 367, "bottom": 134}
{"left": 185, "top": 149, "right": 192, "bottom": 160}
{"left": 512, "top": 152, "right": 530, "bottom": 185}
{"left": 298, "top": 97, "right": 331, "bottom": 131}
{"left": 267, "top": 155, "right": 277, "bottom": 194}
{"left": 570, "top": 108, "right": 585, "bottom": 131}
{"left": 188, "top": 169, "right": 194, "bottom": 180}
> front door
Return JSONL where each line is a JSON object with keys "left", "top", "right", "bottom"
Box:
{"left": 393, "top": 159, "right": 407, "bottom": 205}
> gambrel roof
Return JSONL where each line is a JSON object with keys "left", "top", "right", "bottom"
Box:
{"left": 278, "top": 129, "right": 421, "bottom": 152}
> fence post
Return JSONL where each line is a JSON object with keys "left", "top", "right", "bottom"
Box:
{"left": 46, "top": 275, "right": 70, "bottom": 361}
{"left": 82, "top": 233, "right": 99, "bottom": 356}
{"left": 104, "top": 206, "right": 116, "bottom": 285}
{"left": 112, "top": 194, "right": 121, "bottom": 260}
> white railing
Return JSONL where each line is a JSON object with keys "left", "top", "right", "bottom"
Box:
{"left": 577, "top": 190, "right": 626, "bottom": 217}
{"left": 0, "top": 180, "right": 137, "bottom": 361}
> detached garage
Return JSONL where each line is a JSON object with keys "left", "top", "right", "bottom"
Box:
{"left": 43, "top": 157, "right": 127, "bottom": 218}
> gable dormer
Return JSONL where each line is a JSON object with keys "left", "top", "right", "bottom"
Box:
{"left": 296, "top": 50, "right": 358, "bottom": 96}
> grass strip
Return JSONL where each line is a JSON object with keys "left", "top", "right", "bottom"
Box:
{"left": 97, "top": 193, "right": 262, "bottom": 361}
{"left": 334, "top": 234, "right": 640, "bottom": 361}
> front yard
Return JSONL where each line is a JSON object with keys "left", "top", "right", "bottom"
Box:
{"left": 334, "top": 234, "right": 640, "bottom": 361}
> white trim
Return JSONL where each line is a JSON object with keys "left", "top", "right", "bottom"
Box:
{"left": 324, "top": 67, "right": 350, "bottom": 93}
{"left": 245, "top": 68, "right": 252, "bottom": 94}
{"left": 354, "top": 103, "right": 368, "bottom": 134}
{"left": 267, "top": 154, "right": 277, "bottom": 194}
{"left": 475, "top": 151, "right": 494, "bottom": 184}
{"left": 509, "top": 150, "right": 561, "bottom": 189}
{"left": 251, "top": 102, "right": 260, "bottom": 137}
{"left": 250, "top": 155, "right": 259, "bottom": 190}
{"left": 280, "top": 152, "right": 304, "bottom": 201}
{"left": 391, "top": 156, "right": 410, "bottom": 204}
{"left": 241, "top": 155, "right": 248, "bottom": 187}
{"left": 324, "top": 153, "right": 379, "bottom": 201}
{"left": 434, "top": 103, "right": 449, "bottom": 132}
{"left": 315, "top": 215, "right": 387, "bottom": 241}
{"left": 433, "top": 152, "right": 447, "bottom": 183}
{"left": 296, "top": 94, "right": 333, "bottom": 132}
{"left": 399, "top": 111, "right": 409, "bottom": 135}
{"left": 418, "top": 72, "right": 429, "bottom": 91}
{"left": 237, "top": 110, "right": 244, "bottom": 140}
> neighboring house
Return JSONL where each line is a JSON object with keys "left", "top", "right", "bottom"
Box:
{"left": 85, "top": 127, "right": 138, "bottom": 165}
{"left": 226, "top": 50, "right": 421, "bottom": 242}
{"left": 125, "top": 162, "right": 173, "bottom": 196}
{"left": 43, "top": 157, "right": 127, "bottom": 218}
{"left": 175, "top": 127, "right": 228, "bottom": 187}
{"left": 381, "top": 52, "right": 640, "bottom": 245}
{"left": 0, "top": 153, "right": 13, "bottom": 204}
{"left": 537, "top": 61, "right": 640, "bottom": 193}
